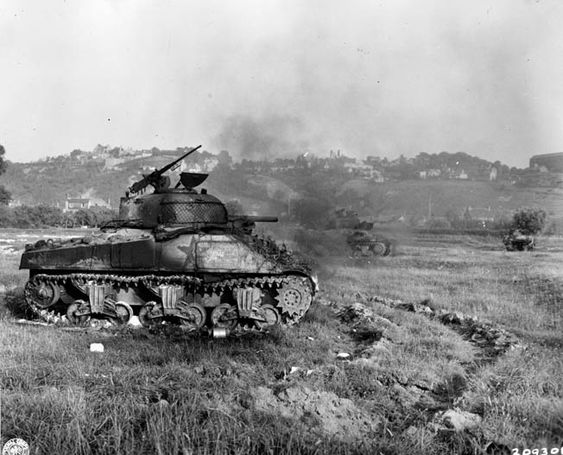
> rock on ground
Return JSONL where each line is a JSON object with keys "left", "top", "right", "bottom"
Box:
{"left": 434, "top": 409, "right": 482, "bottom": 432}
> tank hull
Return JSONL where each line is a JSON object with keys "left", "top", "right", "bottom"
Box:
{"left": 20, "top": 231, "right": 283, "bottom": 274}
{"left": 21, "top": 230, "right": 315, "bottom": 331}
{"left": 345, "top": 231, "right": 393, "bottom": 257}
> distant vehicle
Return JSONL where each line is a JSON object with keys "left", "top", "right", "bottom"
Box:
{"left": 326, "top": 208, "right": 394, "bottom": 258}
{"left": 346, "top": 230, "right": 393, "bottom": 257}
{"left": 503, "top": 229, "right": 535, "bottom": 251}
{"left": 20, "top": 146, "right": 317, "bottom": 335}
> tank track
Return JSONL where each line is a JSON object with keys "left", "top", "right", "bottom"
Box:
{"left": 30, "top": 272, "right": 201, "bottom": 287}
{"left": 24, "top": 272, "right": 313, "bottom": 331}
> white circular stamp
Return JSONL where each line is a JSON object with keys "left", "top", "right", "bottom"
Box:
{"left": 2, "top": 438, "right": 29, "bottom": 455}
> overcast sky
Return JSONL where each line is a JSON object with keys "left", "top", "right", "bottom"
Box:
{"left": 1, "top": 0, "right": 562, "bottom": 167}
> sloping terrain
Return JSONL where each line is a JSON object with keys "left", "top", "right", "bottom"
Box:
{"left": 4, "top": 154, "right": 562, "bottom": 235}
{"left": 335, "top": 179, "right": 563, "bottom": 221}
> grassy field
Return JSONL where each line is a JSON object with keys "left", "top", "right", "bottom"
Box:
{"left": 0, "top": 230, "right": 561, "bottom": 454}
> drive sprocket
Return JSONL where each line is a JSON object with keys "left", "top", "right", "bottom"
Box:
{"left": 275, "top": 276, "right": 313, "bottom": 323}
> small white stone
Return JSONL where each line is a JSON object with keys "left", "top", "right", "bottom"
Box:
{"left": 336, "top": 352, "right": 351, "bottom": 359}
{"left": 439, "top": 409, "right": 482, "bottom": 432}
{"left": 128, "top": 316, "right": 142, "bottom": 327}
{"left": 90, "top": 343, "right": 104, "bottom": 353}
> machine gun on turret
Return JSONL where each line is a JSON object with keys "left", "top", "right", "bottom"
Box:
{"left": 128, "top": 145, "right": 202, "bottom": 195}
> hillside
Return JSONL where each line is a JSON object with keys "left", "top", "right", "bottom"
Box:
{"left": 2, "top": 148, "right": 562, "bottom": 232}
{"left": 333, "top": 179, "right": 563, "bottom": 223}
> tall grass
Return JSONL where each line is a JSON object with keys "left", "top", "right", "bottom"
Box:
{"left": 323, "top": 239, "right": 562, "bottom": 335}
{"left": 1, "top": 233, "right": 561, "bottom": 453}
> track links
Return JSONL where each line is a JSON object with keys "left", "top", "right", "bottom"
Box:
{"left": 25, "top": 273, "right": 313, "bottom": 329}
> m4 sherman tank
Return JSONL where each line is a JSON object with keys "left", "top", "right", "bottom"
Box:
{"left": 327, "top": 208, "right": 394, "bottom": 258}
{"left": 346, "top": 231, "right": 393, "bottom": 257}
{"left": 502, "top": 229, "right": 535, "bottom": 251}
{"left": 20, "top": 146, "right": 317, "bottom": 334}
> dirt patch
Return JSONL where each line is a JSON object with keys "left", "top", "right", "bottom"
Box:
{"left": 251, "top": 385, "right": 378, "bottom": 441}
{"left": 332, "top": 299, "right": 522, "bottom": 451}
{"left": 337, "top": 301, "right": 405, "bottom": 346}
{"left": 364, "top": 296, "right": 522, "bottom": 362}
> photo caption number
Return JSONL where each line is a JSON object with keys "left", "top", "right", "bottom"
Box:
{"left": 513, "top": 449, "right": 561, "bottom": 455}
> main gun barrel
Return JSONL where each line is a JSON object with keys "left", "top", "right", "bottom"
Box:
{"left": 229, "top": 215, "right": 278, "bottom": 223}
{"left": 245, "top": 216, "right": 278, "bottom": 223}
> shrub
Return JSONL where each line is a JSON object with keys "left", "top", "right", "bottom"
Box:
{"left": 425, "top": 217, "right": 451, "bottom": 230}
{"left": 511, "top": 207, "right": 547, "bottom": 235}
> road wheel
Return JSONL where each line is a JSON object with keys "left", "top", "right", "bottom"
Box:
{"left": 114, "top": 301, "right": 134, "bottom": 325}
{"left": 211, "top": 303, "right": 238, "bottom": 331}
{"left": 138, "top": 302, "right": 163, "bottom": 328}
{"left": 370, "top": 242, "right": 387, "bottom": 256}
{"left": 66, "top": 300, "right": 91, "bottom": 326}
{"left": 254, "top": 304, "right": 281, "bottom": 330}
{"left": 177, "top": 302, "right": 207, "bottom": 330}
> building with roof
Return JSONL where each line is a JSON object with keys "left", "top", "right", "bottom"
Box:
{"left": 529, "top": 153, "right": 563, "bottom": 173}
{"left": 64, "top": 196, "right": 111, "bottom": 213}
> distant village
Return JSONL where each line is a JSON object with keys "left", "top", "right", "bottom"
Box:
{"left": 35, "top": 143, "right": 563, "bottom": 178}
{"left": 8, "top": 144, "right": 563, "bottom": 211}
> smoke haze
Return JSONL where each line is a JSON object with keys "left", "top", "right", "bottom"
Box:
{"left": 1, "top": 0, "right": 562, "bottom": 167}
{"left": 215, "top": 115, "right": 308, "bottom": 161}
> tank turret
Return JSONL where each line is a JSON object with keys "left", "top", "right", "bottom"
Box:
{"left": 117, "top": 173, "right": 228, "bottom": 229}
{"left": 20, "top": 146, "right": 316, "bottom": 335}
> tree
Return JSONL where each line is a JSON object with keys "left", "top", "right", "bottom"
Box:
{"left": 0, "top": 144, "right": 11, "bottom": 205}
{"left": 73, "top": 209, "right": 97, "bottom": 227}
{"left": 217, "top": 150, "right": 233, "bottom": 167}
{"left": 425, "top": 217, "right": 450, "bottom": 230}
{"left": 445, "top": 209, "right": 462, "bottom": 229}
{"left": 89, "top": 206, "right": 118, "bottom": 226}
{"left": 462, "top": 207, "right": 472, "bottom": 226}
{"left": 0, "top": 187, "right": 11, "bottom": 205}
{"left": 0, "top": 144, "right": 7, "bottom": 175}
{"left": 0, "top": 205, "right": 14, "bottom": 227}
{"left": 12, "top": 206, "right": 38, "bottom": 228}
{"left": 511, "top": 208, "right": 546, "bottom": 235}
{"left": 36, "top": 205, "right": 64, "bottom": 226}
